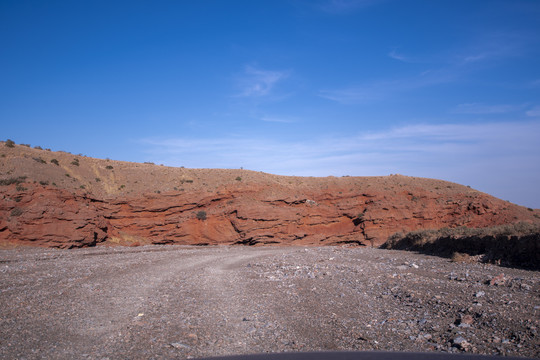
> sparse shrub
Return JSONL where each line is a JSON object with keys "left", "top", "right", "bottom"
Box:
{"left": 71, "top": 158, "right": 80, "bottom": 166}
{"left": 5, "top": 139, "right": 15, "bottom": 148}
{"left": 16, "top": 185, "right": 27, "bottom": 191}
{"left": 105, "top": 165, "right": 113, "bottom": 170}
{"left": 34, "top": 146, "right": 42, "bottom": 150}
{"left": 10, "top": 207, "right": 23, "bottom": 217}
{"left": 39, "top": 180, "right": 49, "bottom": 186}
{"left": 155, "top": 190, "right": 161, "bottom": 194}
{"left": 196, "top": 210, "right": 207, "bottom": 221}
{"left": 235, "top": 176, "right": 242, "bottom": 181}
{"left": 173, "top": 186, "right": 178, "bottom": 190}
{"left": 119, "top": 184, "right": 125, "bottom": 190}
{"left": 527, "top": 208, "right": 534, "bottom": 212}
{"left": 65, "top": 173, "right": 70, "bottom": 177}
{"left": 1, "top": 154, "right": 5, "bottom": 158}
{"left": 33, "top": 157, "right": 46, "bottom": 164}
{"left": 50, "top": 159, "right": 59, "bottom": 165}
{"left": 21, "top": 144, "right": 30, "bottom": 147}
{"left": 80, "top": 185, "right": 85, "bottom": 189}
{"left": 14, "top": 197, "right": 21, "bottom": 202}
{"left": 0, "top": 176, "right": 27, "bottom": 186}
{"left": 52, "top": 182, "right": 57, "bottom": 186}
{"left": 95, "top": 177, "right": 101, "bottom": 182}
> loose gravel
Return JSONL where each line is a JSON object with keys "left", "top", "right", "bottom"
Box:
{"left": 0, "top": 246, "right": 538, "bottom": 359}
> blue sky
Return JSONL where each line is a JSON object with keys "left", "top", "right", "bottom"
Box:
{"left": 1, "top": 0, "right": 540, "bottom": 208}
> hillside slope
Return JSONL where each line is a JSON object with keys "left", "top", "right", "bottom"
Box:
{"left": 1, "top": 141, "right": 539, "bottom": 248}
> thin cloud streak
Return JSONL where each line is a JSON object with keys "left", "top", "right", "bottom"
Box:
{"left": 526, "top": 106, "right": 540, "bottom": 117}
{"left": 260, "top": 116, "right": 297, "bottom": 123}
{"left": 388, "top": 50, "right": 414, "bottom": 62}
{"left": 318, "top": 69, "right": 454, "bottom": 104}
{"left": 455, "top": 31, "right": 530, "bottom": 65}
{"left": 452, "top": 103, "right": 525, "bottom": 114}
{"left": 235, "top": 66, "right": 290, "bottom": 98}
{"left": 322, "top": 31, "right": 532, "bottom": 105}
{"left": 141, "top": 121, "right": 540, "bottom": 172}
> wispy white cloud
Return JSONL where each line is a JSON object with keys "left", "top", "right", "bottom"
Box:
{"left": 526, "top": 106, "right": 540, "bottom": 117}
{"left": 461, "top": 54, "right": 487, "bottom": 63}
{"left": 140, "top": 120, "right": 540, "bottom": 207}
{"left": 455, "top": 31, "right": 530, "bottom": 65}
{"left": 318, "top": 87, "right": 380, "bottom": 104}
{"left": 452, "top": 103, "right": 526, "bottom": 114}
{"left": 260, "top": 115, "right": 297, "bottom": 123}
{"left": 323, "top": 31, "right": 532, "bottom": 105}
{"left": 319, "top": 69, "right": 454, "bottom": 104}
{"left": 235, "top": 65, "right": 290, "bottom": 97}
{"left": 388, "top": 50, "right": 413, "bottom": 62}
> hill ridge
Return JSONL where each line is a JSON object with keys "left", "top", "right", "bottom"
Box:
{"left": 1, "top": 141, "right": 539, "bottom": 248}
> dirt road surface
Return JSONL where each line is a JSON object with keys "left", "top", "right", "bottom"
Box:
{"left": 0, "top": 246, "right": 538, "bottom": 359}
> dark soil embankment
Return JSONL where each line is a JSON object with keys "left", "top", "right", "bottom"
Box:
{"left": 381, "top": 223, "right": 540, "bottom": 270}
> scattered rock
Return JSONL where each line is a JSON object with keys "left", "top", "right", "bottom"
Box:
{"left": 170, "top": 342, "right": 190, "bottom": 350}
{"left": 520, "top": 283, "right": 531, "bottom": 291}
{"left": 1, "top": 242, "right": 538, "bottom": 358}
{"left": 489, "top": 273, "right": 506, "bottom": 286}
{"left": 457, "top": 314, "right": 474, "bottom": 327}
{"left": 452, "top": 336, "right": 472, "bottom": 351}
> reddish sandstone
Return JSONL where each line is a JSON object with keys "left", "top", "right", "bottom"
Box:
{"left": 0, "top": 144, "right": 539, "bottom": 248}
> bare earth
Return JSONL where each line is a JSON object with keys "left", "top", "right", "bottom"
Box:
{"left": 0, "top": 246, "right": 538, "bottom": 359}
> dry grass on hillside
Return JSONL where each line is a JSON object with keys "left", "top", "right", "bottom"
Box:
{"left": 382, "top": 222, "right": 540, "bottom": 270}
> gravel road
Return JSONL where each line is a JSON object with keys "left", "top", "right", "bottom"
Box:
{"left": 0, "top": 246, "right": 538, "bottom": 359}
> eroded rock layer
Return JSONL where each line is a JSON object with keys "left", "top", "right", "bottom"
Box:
{"left": 1, "top": 145, "right": 538, "bottom": 248}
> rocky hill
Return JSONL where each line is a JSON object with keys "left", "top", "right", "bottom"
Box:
{"left": 1, "top": 141, "right": 539, "bottom": 248}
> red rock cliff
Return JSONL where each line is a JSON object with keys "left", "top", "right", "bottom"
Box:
{"left": 1, "top": 145, "right": 538, "bottom": 248}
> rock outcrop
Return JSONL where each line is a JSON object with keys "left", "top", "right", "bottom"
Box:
{"left": 1, "top": 145, "right": 539, "bottom": 248}
{"left": 1, "top": 178, "right": 538, "bottom": 249}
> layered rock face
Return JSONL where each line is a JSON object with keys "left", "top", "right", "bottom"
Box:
{"left": 1, "top": 185, "right": 108, "bottom": 248}
{"left": 1, "top": 144, "right": 538, "bottom": 248}
{"left": 1, "top": 176, "right": 538, "bottom": 248}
